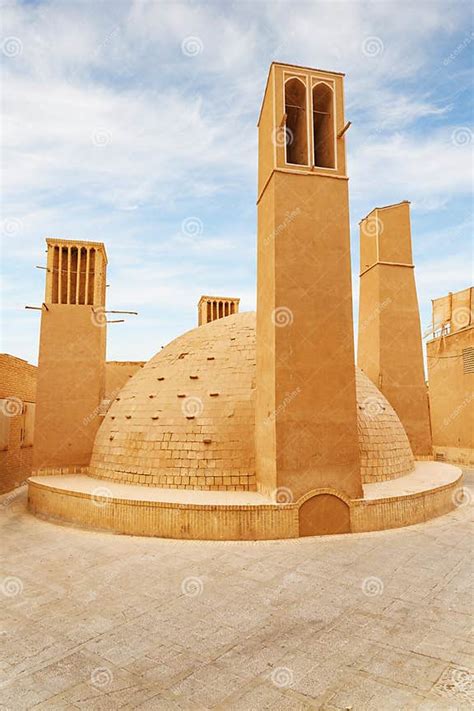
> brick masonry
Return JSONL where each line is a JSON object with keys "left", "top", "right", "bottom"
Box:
{"left": 28, "top": 462, "right": 462, "bottom": 540}
{"left": 0, "top": 354, "right": 37, "bottom": 493}
{"left": 89, "top": 312, "right": 257, "bottom": 491}
{"left": 89, "top": 312, "right": 415, "bottom": 491}
{"left": 356, "top": 369, "right": 415, "bottom": 482}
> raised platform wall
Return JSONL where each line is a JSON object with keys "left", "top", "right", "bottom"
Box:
{"left": 433, "top": 446, "right": 474, "bottom": 468}
{"left": 28, "top": 463, "right": 462, "bottom": 540}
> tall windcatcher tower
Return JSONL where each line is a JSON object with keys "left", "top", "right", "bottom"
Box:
{"left": 255, "top": 62, "right": 362, "bottom": 530}
{"left": 357, "top": 201, "right": 432, "bottom": 457}
{"left": 33, "top": 238, "right": 107, "bottom": 471}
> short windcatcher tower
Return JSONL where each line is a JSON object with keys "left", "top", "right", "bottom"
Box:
{"left": 198, "top": 296, "right": 240, "bottom": 326}
{"left": 33, "top": 238, "right": 107, "bottom": 471}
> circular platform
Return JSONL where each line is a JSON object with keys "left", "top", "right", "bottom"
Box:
{"left": 28, "top": 462, "right": 463, "bottom": 540}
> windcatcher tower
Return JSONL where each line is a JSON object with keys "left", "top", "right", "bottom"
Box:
{"left": 256, "top": 62, "right": 362, "bottom": 527}
{"left": 198, "top": 296, "right": 240, "bottom": 325}
{"left": 357, "top": 202, "right": 432, "bottom": 457}
{"left": 33, "top": 238, "right": 107, "bottom": 471}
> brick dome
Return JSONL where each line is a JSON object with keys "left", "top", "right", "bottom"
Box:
{"left": 89, "top": 312, "right": 414, "bottom": 491}
{"left": 355, "top": 369, "right": 415, "bottom": 482}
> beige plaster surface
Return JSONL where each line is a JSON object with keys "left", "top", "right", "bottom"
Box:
{"left": 362, "top": 461, "right": 460, "bottom": 499}
{"left": 1, "top": 470, "right": 473, "bottom": 709}
{"left": 28, "top": 475, "right": 271, "bottom": 505}
{"left": 256, "top": 64, "right": 361, "bottom": 505}
{"left": 358, "top": 202, "right": 432, "bottom": 458}
{"left": 427, "top": 325, "right": 474, "bottom": 458}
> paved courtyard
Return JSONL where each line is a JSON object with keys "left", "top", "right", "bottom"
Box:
{"left": 0, "top": 471, "right": 473, "bottom": 710}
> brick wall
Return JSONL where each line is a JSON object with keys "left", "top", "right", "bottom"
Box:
{"left": 427, "top": 326, "right": 474, "bottom": 465}
{"left": 0, "top": 354, "right": 37, "bottom": 493}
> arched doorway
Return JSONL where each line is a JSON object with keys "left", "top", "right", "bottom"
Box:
{"left": 298, "top": 493, "right": 350, "bottom": 536}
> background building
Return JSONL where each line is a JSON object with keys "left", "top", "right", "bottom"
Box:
{"left": 0, "top": 356, "right": 145, "bottom": 493}
{"left": 0, "top": 354, "right": 37, "bottom": 494}
{"left": 427, "top": 287, "right": 474, "bottom": 466}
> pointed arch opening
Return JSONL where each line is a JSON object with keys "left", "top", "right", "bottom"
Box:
{"left": 312, "top": 82, "right": 335, "bottom": 169}
{"left": 284, "top": 78, "right": 308, "bottom": 165}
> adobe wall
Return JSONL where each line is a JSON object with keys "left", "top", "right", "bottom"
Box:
{"left": 427, "top": 327, "right": 474, "bottom": 466}
{"left": 0, "top": 354, "right": 37, "bottom": 493}
{"left": 33, "top": 305, "right": 106, "bottom": 470}
{"left": 105, "top": 361, "right": 145, "bottom": 401}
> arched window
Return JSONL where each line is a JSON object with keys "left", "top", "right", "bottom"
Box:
{"left": 284, "top": 78, "right": 308, "bottom": 165}
{"left": 87, "top": 249, "right": 95, "bottom": 305}
{"left": 312, "top": 83, "right": 335, "bottom": 169}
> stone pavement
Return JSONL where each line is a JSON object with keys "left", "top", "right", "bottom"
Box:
{"left": 0, "top": 471, "right": 473, "bottom": 710}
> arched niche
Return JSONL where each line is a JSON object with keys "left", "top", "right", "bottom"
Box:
{"left": 298, "top": 492, "right": 350, "bottom": 536}
{"left": 284, "top": 77, "right": 308, "bottom": 165}
{"left": 312, "top": 82, "right": 335, "bottom": 169}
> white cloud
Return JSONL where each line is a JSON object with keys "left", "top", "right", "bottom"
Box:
{"left": 349, "top": 128, "right": 473, "bottom": 210}
{"left": 1, "top": 0, "right": 472, "bottom": 363}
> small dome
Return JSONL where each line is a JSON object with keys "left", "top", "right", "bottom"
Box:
{"left": 89, "top": 312, "right": 414, "bottom": 490}
{"left": 355, "top": 369, "right": 414, "bottom": 482}
{"left": 90, "top": 312, "right": 257, "bottom": 491}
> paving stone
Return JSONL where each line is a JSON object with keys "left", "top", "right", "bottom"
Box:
{"left": 0, "top": 473, "right": 472, "bottom": 709}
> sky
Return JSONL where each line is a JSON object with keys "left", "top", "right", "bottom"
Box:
{"left": 1, "top": 0, "right": 473, "bottom": 367}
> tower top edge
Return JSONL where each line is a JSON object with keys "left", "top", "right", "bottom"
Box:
{"left": 45, "top": 238, "right": 108, "bottom": 262}
{"left": 358, "top": 201, "right": 411, "bottom": 224}
{"left": 257, "top": 62, "right": 345, "bottom": 127}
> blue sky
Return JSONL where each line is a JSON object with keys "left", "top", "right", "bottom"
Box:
{"left": 1, "top": 0, "right": 473, "bottom": 366}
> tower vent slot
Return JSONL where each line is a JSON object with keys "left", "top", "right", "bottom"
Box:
{"left": 462, "top": 347, "right": 474, "bottom": 374}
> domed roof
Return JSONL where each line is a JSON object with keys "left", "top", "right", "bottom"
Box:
{"left": 355, "top": 369, "right": 414, "bottom": 483}
{"left": 89, "top": 312, "right": 414, "bottom": 491}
